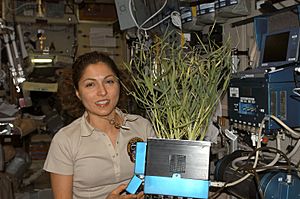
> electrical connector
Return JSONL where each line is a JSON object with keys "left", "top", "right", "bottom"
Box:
{"left": 287, "top": 174, "right": 292, "bottom": 184}
{"left": 210, "top": 181, "right": 226, "bottom": 187}
{"left": 171, "top": 11, "right": 182, "bottom": 29}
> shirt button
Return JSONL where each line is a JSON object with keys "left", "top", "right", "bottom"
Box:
{"left": 116, "top": 153, "right": 118, "bottom": 156}
{"left": 112, "top": 155, "right": 115, "bottom": 158}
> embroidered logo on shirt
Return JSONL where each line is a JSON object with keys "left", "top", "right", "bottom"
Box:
{"left": 127, "top": 137, "right": 144, "bottom": 162}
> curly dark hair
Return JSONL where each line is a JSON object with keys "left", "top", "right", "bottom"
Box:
{"left": 72, "top": 51, "right": 120, "bottom": 90}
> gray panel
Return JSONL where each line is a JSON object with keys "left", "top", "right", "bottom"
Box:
{"left": 145, "top": 138, "right": 210, "bottom": 180}
{"left": 114, "top": 0, "right": 136, "bottom": 30}
{"left": 268, "top": 11, "right": 299, "bottom": 33}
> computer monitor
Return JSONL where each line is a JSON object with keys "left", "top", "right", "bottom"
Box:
{"left": 260, "top": 27, "right": 300, "bottom": 67}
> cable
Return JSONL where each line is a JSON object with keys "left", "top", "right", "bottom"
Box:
{"left": 254, "top": 115, "right": 300, "bottom": 159}
{"left": 170, "top": 11, "right": 182, "bottom": 29}
{"left": 253, "top": 169, "right": 265, "bottom": 199}
{"left": 243, "top": 146, "right": 292, "bottom": 175}
{"left": 231, "top": 133, "right": 280, "bottom": 170}
{"left": 142, "top": 15, "right": 171, "bottom": 31}
{"left": 247, "top": 147, "right": 293, "bottom": 185}
{"left": 270, "top": 115, "right": 300, "bottom": 139}
{"left": 246, "top": 165, "right": 294, "bottom": 172}
{"left": 139, "top": 0, "right": 168, "bottom": 29}
{"left": 128, "top": 0, "right": 180, "bottom": 34}
{"left": 251, "top": 115, "right": 300, "bottom": 163}
{"left": 217, "top": 114, "right": 299, "bottom": 193}
{"left": 293, "top": 67, "right": 300, "bottom": 87}
{"left": 296, "top": 158, "right": 300, "bottom": 170}
{"left": 128, "top": 0, "right": 141, "bottom": 29}
{"left": 263, "top": 133, "right": 281, "bottom": 167}
{"left": 261, "top": 115, "right": 300, "bottom": 159}
{"left": 223, "top": 116, "right": 267, "bottom": 187}
{"left": 228, "top": 146, "right": 292, "bottom": 195}
{"left": 6, "top": 2, "right": 36, "bottom": 12}
{"left": 231, "top": 156, "right": 250, "bottom": 170}
{"left": 293, "top": 87, "right": 300, "bottom": 97}
{"left": 208, "top": 186, "right": 226, "bottom": 199}
{"left": 287, "top": 138, "right": 300, "bottom": 159}
{"left": 233, "top": 26, "right": 240, "bottom": 49}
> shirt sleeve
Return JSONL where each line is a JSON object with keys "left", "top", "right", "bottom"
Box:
{"left": 43, "top": 131, "right": 74, "bottom": 175}
{"left": 145, "top": 118, "right": 157, "bottom": 138}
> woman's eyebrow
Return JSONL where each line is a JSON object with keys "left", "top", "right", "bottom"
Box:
{"left": 81, "top": 74, "right": 115, "bottom": 81}
{"left": 104, "top": 74, "right": 115, "bottom": 78}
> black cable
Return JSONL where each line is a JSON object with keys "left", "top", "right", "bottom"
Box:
{"left": 232, "top": 147, "right": 294, "bottom": 199}
{"left": 296, "top": 159, "right": 300, "bottom": 171}
{"left": 232, "top": 146, "right": 292, "bottom": 199}
{"left": 241, "top": 146, "right": 292, "bottom": 175}
{"left": 247, "top": 165, "right": 292, "bottom": 172}
{"left": 208, "top": 185, "right": 227, "bottom": 199}
{"left": 252, "top": 169, "right": 265, "bottom": 199}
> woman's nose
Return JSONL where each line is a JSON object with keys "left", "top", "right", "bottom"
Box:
{"left": 97, "top": 83, "right": 107, "bottom": 96}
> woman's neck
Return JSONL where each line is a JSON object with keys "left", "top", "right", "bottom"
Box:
{"left": 87, "top": 111, "right": 122, "bottom": 132}
{"left": 87, "top": 111, "right": 123, "bottom": 147}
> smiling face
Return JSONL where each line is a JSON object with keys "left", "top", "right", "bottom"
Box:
{"left": 76, "top": 62, "right": 120, "bottom": 120}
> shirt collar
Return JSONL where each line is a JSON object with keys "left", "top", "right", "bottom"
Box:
{"left": 80, "top": 112, "right": 94, "bottom": 137}
{"left": 115, "top": 108, "right": 139, "bottom": 125}
{"left": 79, "top": 108, "right": 139, "bottom": 137}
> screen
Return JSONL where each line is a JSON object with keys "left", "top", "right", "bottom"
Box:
{"left": 262, "top": 31, "right": 290, "bottom": 63}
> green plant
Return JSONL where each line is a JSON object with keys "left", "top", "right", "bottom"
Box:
{"left": 123, "top": 31, "right": 232, "bottom": 140}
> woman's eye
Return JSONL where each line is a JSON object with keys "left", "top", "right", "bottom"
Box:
{"left": 85, "top": 82, "right": 95, "bottom": 87}
{"left": 105, "top": 79, "right": 115, "bottom": 84}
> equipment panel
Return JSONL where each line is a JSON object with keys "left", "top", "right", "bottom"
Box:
{"left": 228, "top": 66, "right": 300, "bottom": 134}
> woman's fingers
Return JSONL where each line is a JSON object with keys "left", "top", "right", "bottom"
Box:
{"left": 111, "top": 184, "right": 127, "bottom": 195}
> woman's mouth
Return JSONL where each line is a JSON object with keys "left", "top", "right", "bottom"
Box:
{"left": 95, "top": 100, "right": 109, "bottom": 107}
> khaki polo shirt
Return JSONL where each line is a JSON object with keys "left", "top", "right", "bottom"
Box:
{"left": 43, "top": 110, "right": 156, "bottom": 199}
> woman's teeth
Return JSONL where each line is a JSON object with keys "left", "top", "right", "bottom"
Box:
{"left": 96, "top": 100, "right": 109, "bottom": 105}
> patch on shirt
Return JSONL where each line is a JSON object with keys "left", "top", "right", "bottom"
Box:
{"left": 127, "top": 137, "right": 144, "bottom": 163}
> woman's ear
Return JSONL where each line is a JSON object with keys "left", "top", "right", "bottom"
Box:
{"left": 75, "top": 90, "right": 81, "bottom": 100}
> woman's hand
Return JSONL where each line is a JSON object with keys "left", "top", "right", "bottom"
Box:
{"left": 106, "top": 184, "right": 144, "bottom": 199}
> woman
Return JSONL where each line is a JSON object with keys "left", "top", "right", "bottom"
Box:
{"left": 44, "top": 51, "right": 156, "bottom": 199}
